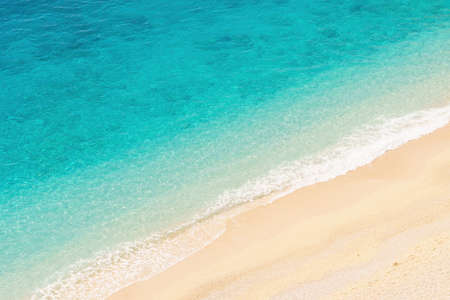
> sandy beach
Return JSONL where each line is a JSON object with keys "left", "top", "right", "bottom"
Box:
{"left": 110, "top": 124, "right": 450, "bottom": 300}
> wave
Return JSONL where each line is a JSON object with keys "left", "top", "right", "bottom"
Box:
{"left": 32, "top": 104, "right": 450, "bottom": 299}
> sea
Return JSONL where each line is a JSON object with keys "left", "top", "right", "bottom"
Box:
{"left": 0, "top": 0, "right": 449, "bottom": 298}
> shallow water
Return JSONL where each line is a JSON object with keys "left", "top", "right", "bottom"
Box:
{"left": 0, "top": 0, "right": 449, "bottom": 298}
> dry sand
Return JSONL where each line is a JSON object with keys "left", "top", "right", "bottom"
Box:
{"left": 109, "top": 124, "right": 450, "bottom": 300}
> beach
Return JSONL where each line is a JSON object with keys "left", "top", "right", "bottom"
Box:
{"left": 2, "top": 1, "right": 450, "bottom": 298}
{"left": 110, "top": 124, "right": 450, "bottom": 300}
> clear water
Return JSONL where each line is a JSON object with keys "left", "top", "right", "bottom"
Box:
{"left": 1, "top": 0, "right": 449, "bottom": 298}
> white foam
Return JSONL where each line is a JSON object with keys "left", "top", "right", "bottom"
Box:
{"left": 31, "top": 217, "right": 227, "bottom": 300}
{"left": 31, "top": 104, "right": 450, "bottom": 300}
{"left": 212, "top": 104, "right": 450, "bottom": 210}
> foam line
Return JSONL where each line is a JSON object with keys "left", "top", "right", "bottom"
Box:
{"left": 32, "top": 104, "right": 450, "bottom": 300}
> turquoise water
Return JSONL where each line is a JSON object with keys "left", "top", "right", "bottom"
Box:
{"left": 1, "top": 0, "right": 449, "bottom": 298}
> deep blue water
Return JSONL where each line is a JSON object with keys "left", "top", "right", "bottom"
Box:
{"left": 1, "top": 0, "right": 449, "bottom": 298}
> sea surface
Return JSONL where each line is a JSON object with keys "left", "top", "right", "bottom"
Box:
{"left": 1, "top": 0, "right": 449, "bottom": 298}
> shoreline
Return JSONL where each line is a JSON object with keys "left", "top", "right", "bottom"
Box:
{"left": 110, "top": 123, "right": 450, "bottom": 299}
{"left": 33, "top": 105, "right": 450, "bottom": 300}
